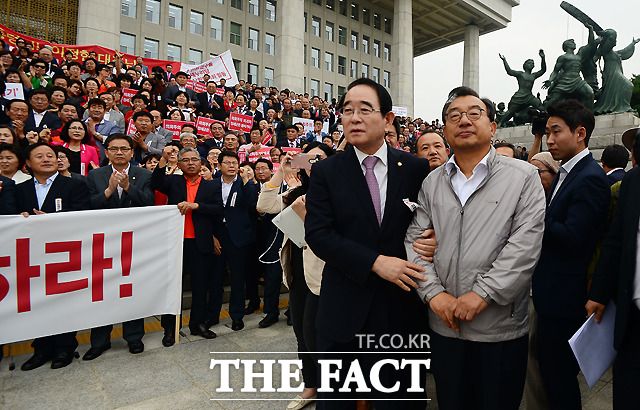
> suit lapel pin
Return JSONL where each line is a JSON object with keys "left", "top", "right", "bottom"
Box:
{"left": 132, "top": 176, "right": 136, "bottom": 180}
{"left": 397, "top": 162, "right": 403, "bottom": 167}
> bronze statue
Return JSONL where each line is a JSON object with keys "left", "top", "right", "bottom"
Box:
{"left": 498, "top": 50, "right": 546, "bottom": 127}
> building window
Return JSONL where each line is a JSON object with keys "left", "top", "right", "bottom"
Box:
{"left": 247, "top": 63, "right": 258, "bottom": 84}
{"left": 373, "top": 40, "right": 380, "bottom": 58}
{"left": 383, "top": 70, "right": 390, "bottom": 88}
{"left": 249, "top": 0, "right": 260, "bottom": 16}
{"left": 339, "top": 0, "right": 347, "bottom": 16}
{"left": 167, "top": 43, "right": 181, "bottom": 61}
{"left": 351, "top": 3, "right": 359, "bottom": 20}
{"left": 384, "top": 17, "right": 392, "bottom": 34}
{"left": 304, "top": 13, "right": 307, "bottom": 33}
{"left": 231, "top": 0, "right": 242, "bottom": 10}
{"left": 373, "top": 67, "right": 380, "bottom": 83}
{"left": 265, "top": 33, "right": 275, "bottom": 55}
{"left": 233, "top": 58, "right": 241, "bottom": 79}
{"left": 384, "top": 43, "right": 390, "bottom": 61}
{"left": 373, "top": 12, "right": 381, "bottom": 29}
{"left": 190, "top": 11, "right": 203, "bottom": 35}
{"left": 310, "top": 79, "right": 320, "bottom": 98}
{"left": 266, "top": 0, "right": 276, "bottom": 21}
{"left": 338, "top": 56, "right": 346, "bottom": 75}
{"left": 230, "top": 22, "right": 242, "bottom": 46}
{"left": 311, "top": 48, "right": 320, "bottom": 68}
{"left": 304, "top": 45, "right": 307, "bottom": 65}
{"left": 350, "top": 60, "right": 357, "bottom": 78}
{"left": 362, "top": 36, "right": 369, "bottom": 54}
{"left": 168, "top": 4, "right": 182, "bottom": 30}
{"left": 313, "top": 0, "right": 321, "bottom": 5}
{"left": 312, "top": 16, "right": 321, "bottom": 37}
{"left": 121, "top": 0, "right": 136, "bottom": 18}
{"left": 325, "top": 52, "right": 333, "bottom": 72}
{"left": 211, "top": 17, "right": 223, "bottom": 41}
{"left": 144, "top": 38, "right": 159, "bottom": 59}
{"left": 326, "top": 0, "right": 334, "bottom": 10}
{"left": 189, "top": 49, "right": 202, "bottom": 64}
{"left": 326, "top": 21, "right": 334, "bottom": 42}
{"left": 338, "top": 26, "right": 346, "bottom": 46}
{"left": 213, "top": 0, "right": 223, "bottom": 3}
{"left": 338, "top": 85, "right": 346, "bottom": 99}
{"left": 265, "top": 67, "right": 274, "bottom": 87}
{"left": 145, "top": 0, "right": 160, "bottom": 24}
{"left": 351, "top": 31, "right": 358, "bottom": 50}
{"left": 248, "top": 28, "right": 259, "bottom": 51}
{"left": 324, "top": 83, "right": 333, "bottom": 101}
{"left": 120, "top": 32, "right": 135, "bottom": 54}
{"left": 362, "top": 63, "right": 369, "bottom": 78}
{"left": 362, "top": 8, "right": 370, "bottom": 25}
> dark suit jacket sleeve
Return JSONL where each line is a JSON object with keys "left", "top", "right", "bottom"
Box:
{"left": 87, "top": 168, "right": 109, "bottom": 209}
{"left": 0, "top": 176, "right": 16, "bottom": 215}
{"left": 69, "top": 178, "right": 92, "bottom": 211}
{"left": 305, "top": 160, "right": 379, "bottom": 287}
{"left": 195, "top": 181, "right": 223, "bottom": 216}
{"left": 127, "top": 168, "right": 155, "bottom": 206}
{"left": 163, "top": 86, "right": 175, "bottom": 106}
{"left": 545, "top": 173, "right": 611, "bottom": 256}
{"left": 151, "top": 165, "right": 172, "bottom": 195}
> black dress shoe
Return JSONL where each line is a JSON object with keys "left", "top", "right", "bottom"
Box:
{"left": 245, "top": 300, "right": 261, "bottom": 314}
{"left": 162, "top": 331, "right": 175, "bottom": 347}
{"left": 287, "top": 315, "right": 293, "bottom": 326}
{"left": 190, "top": 323, "right": 217, "bottom": 339}
{"left": 51, "top": 351, "right": 74, "bottom": 369}
{"left": 259, "top": 315, "right": 279, "bottom": 328}
{"left": 203, "top": 318, "right": 219, "bottom": 329}
{"left": 231, "top": 319, "right": 244, "bottom": 331}
{"left": 128, "top": 340, "right": 144, "bottom": 354}
{"left": 21, "top": 353, "right": 53, "bottom": 371}
{"left": 82, "top": 343, "right": 111, "bottom": 361}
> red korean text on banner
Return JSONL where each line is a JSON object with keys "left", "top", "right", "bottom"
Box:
{"left": 282, "top": 147, "right": 302, "bottom": 154}
{"left": 126, "top": 120, "right": 137, "bottom": 135}
{"left": 163, "top": 120, "right": 196, "bottom": 140}
{"left": 193, "top": 82, "right": 207, "bottom": 93}
{"left": 215, "top": 88, "right": 225, "bottom": 97}
{"left": 185, "top": 79, "right": 195, "bottom": 90}
{"left": 228, "top": 113, "right": 255, "bottom": 133}
{"left": 121, "top": 88, "right": 137, "bottom": 106}
{"left": 247, "top": 147, "right": 273, "bottom": 162}
{"left": 195, "top": 117, "right": 224, "bottom": 138}
{"left": 262, "top": 131, "right": 273, "bottom": 145}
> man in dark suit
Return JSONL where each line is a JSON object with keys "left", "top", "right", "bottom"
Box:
{"left": 587, "top": 128, "right": 640, "bottom": 409}
{"left": 305, "top": 78, "right": 430, "bottom": 408}
{"left": 532, "top": 100, "right": 611, "bottom": 409}
{"left": 24, "top": 89, "right": 62, "bottom": 133}
{"left": 0, "top": 175, "right": 16, "bottom": 214}
{"left": 208, "top": 151, "right": 259, "bottom": 331}
{"left": 164, "top": 64, "right": 176, "bottom": 83}
{"left": 163, "top": 71, "right": 197, "bottom": 107}
{"left": 16, "top": 142, "right": 91, "bottom": 370}
{"left": 195, "top": 81, "right": 226, "bottom": 121}
{"left": 601, "top": 144, "right": 629, "bottom": 185}
{"left": 152, "top": 146, "right": 224, "bottom": 345}
{"left": 276, "top": 125, "right": 301, "bottom": 149}
{"left": 83, "top": 134, "right": 154, "bottom": 360}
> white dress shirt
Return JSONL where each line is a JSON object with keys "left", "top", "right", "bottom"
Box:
{"left": 34, "top": 172, "right": 59, "bottom": 209}
{"left": 354, "top": 142, "right": 388, "bottom": 218}
{"left": 445, "top": 151, "right": 490, "bottom": 206}
{"left": 222, "top": 175, "right": 238, "bottom": 205}
{"left": 550, "top": 148, "right": 590, "bottom": 202}
{"left": 33, "top": 110, "right": 46, "bottom": 128}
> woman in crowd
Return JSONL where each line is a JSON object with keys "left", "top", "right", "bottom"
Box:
{"left": 168, "top": 108, "right": 186, "bottom": 121}
{"left": 140, "top": 153, "right": 161, "bottom": 172}
{"left": 315, "top": 105, "right": 335, "bottom": 128}
{"left": 124, "top": 94, "right": 149, "bottom": 122}
{"left": 48, "top": 86, "right": 68, "bottom": 113}
{"left": 256, "top": 142, "right": 335, "bottom": 410}
{"left": 199, "top": 161, "right": 214, "bottom": 180}
{"left": 240, "top": 161, "right": 257, "bottom": 184}
{"left": 116, "top": 73, "right": 134, "bottom": 90}
{"left": 53, "top": 119, "right": 99, "bottom": 176}
{"left": 0, "top": 126, "right": 18, "bottom": 146}
{"left": 530, "top": 152, "right": 559, "bottom": 196}
{"left": 0, "top": 143, "right": 31, "bottom": 183}
{"left": 224, "top": 89, "right": 237, "bottom": 113}
{"left": 67, "top": 79, "right": 85, "bottom": 107}
{"left": 53, "top": 145, "right": 85, "bottom": 181}
{"left": 171, "top": 91, "right": 196, "bottom": 121}
{"left": 243, "top": 97, "right": 264, "bottom": 123}
{"left": 81, "top": 58, "right": 98, "bottom": 81}
{"left": 153, "top": 141, "right": 183, "bottom": 205}
{"left": 82, "top": 78, "right": 100, "bottom": 109}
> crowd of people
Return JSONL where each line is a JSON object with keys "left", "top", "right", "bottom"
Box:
{"left": 1, "top": 38, "right": 639, "bottom": 410}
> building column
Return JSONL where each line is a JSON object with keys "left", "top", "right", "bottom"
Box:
{"left": 463, "top": 24, "right": 480, "bottom": 92}
{"left": 275, "top": 0, "right": 304, "bottom": 92}
{"left": 391, "top": 0, "right": 414, "bottom": 117}
{"left": 76, "top": 0, "right": 120, "bottom": 49}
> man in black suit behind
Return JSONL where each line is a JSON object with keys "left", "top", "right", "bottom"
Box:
{"left": 601, "top": 144, "right": 629, "bottom": 185}
{"left": 15, "top": 142, "right": 91, "bottom": 371}
{"left": 276, "top": 125, "right": 301, "bottom": 149}
{"left": 83, "top": 134, "right": 154, "bottom": 360}
{"left": 163, "top": 71, "right": 197, "bottom": 107}
{"left": 305, "top": 78, "right": 430, "bottom": 408}
{"left": 195, "top": 81, "right": 226, "bottom": 121}
{"left": 24, "top": 89, "right": 62, "bottom": 133}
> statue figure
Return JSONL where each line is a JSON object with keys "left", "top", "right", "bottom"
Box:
{"left": 498, "top": 50, "right": 546, "bottom": 127}
{"left": 579, "top": 25, "right": 601, "bottom": 94}
{"left": 593, "top": 30, "right": 640, "bottom": 114}
{"left": 542, "top": 39, "right": 595, "bottom": 110}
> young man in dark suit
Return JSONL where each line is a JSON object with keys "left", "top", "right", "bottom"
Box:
{"left": 0, "top": 175, "right": 16, "bottom": 214}
{"left": 532, "top": 100, "right": 611, "bottom": 409}
{"left": 151, "top": 146, "right": 223, "bottom": 346}
{"left": 83, "top": 134, "right": 154, "bottom": 360}
{"left": 15, "top": 142, "right": 91, "bottom": 370}
{"left": 163, "top": 71, "right": 197, "bottom": 107}
{"left": 601, "top": 144, "right": 629, "bottom": 185}
{"left": 276, "top": 125, "right": 301, "bottom": 149}
{"left": 305, "top": 78, "right": 430, "bottom": 408}
{"left": 208, "top": 151, "right": 259, "bottom": 331}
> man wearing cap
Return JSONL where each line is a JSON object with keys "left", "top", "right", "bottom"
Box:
{"left": 163, "top": 72, "right": 197, "bottom": 107}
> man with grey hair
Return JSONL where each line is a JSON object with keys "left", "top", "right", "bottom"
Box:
{"left": 151, "top": 145, "right": 223, "bottom": 346}
{"left": 179, "top": 132, "right": 198, "bottom": 149}
{"left": 405, "top": 86, "right": 546, "bottom": 409}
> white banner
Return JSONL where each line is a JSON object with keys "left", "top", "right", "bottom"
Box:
{"left": 392, "top": 106, "right": 408, "bottom": 117}
{"left": 293, "top": 117, "right": 329, "bottom": 135}
{"left": 181, "top": 50, "right": 239, "bottom": 86}
{"left": 0, "top": 206, "right": 184, "bottom": 345}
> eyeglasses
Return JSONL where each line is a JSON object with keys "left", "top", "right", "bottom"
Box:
{"left": 107, "top": 147, "right": 132, "bottom": 152}
{"left": 445, "top": 108, "right": 485, "bottom": 124}
{"left": 69, "top": 126, "right": 85, "bottom": 131}
{"left": 179, "top": 157, "right": 201, "bottom": 163}
{"left": 220, "top": 161, "right": 239, "bottom": 166}
{"left": 34, "top": 65, "right": 46, "bottom": 69}
{"left": 340, "top": 106, "right": 381, "bottom": 117}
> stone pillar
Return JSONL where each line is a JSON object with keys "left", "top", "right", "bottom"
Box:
{"left": 463, "top": 24, "right": 480, "bottom": 92}
{"left": 391, "top": 0, "right": 414, "bottom": 117}
{"left": 275, "top": 0, "right": 304, "bottom": 92}
{"left": 77, "top": 0, "right": 120, "bottom": 49}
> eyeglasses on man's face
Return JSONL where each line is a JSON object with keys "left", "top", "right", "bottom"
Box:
{"left": 445, "top": 108, "right": 485, "bottom": 124}
{"left": 340, "top": 106, "right": 382, "bottom": 118}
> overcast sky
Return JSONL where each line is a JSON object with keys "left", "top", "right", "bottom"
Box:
{"left": 412, "top": 0, "right": 640, "bottom": 121}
